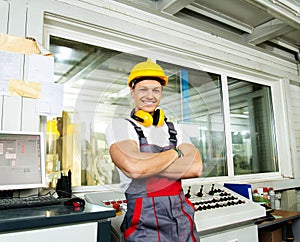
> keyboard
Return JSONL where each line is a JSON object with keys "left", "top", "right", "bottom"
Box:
{"left": 0, "top": 196, "right": 63, "bottom": 210}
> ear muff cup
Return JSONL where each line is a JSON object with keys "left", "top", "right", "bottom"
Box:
{"left": 131, "top": 109, "right": 165, "bottom": 127}
{"left": 152, "top": 109, "right": 164, "bottom": 126}
{"left": 134, "top": 110, "right": 153, "bottom": 127}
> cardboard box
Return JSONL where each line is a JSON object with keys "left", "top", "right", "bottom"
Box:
{"left": 259, "top": 228, "right": 282, "bottom": 242}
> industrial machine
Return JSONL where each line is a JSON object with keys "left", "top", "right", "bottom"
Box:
{"left": 85, "top": 183, "right": 266, "bottom": 242}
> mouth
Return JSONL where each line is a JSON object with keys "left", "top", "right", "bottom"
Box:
{"left": 143, "top": 101, "right": 155, "bottom": 105}
{"left": 140, "top": 100, "right": 157, "bottom": 110}
{"left": 141, "top": 101, "right": 156, "bottom": 106}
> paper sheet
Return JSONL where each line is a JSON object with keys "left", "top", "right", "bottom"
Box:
{"left": 36, "top": 82, "right": 64, "bottom": 116}
{"left": 26, "top": 54, "right": 54, "bottom": 83}
{"left": 0, "top": 50, "right": 22, "bottom": 95}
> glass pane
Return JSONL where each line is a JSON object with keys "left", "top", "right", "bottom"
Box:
{"left": 228, "top": 78, "right": 278, "bottom": 175}
{"left": 48, "top": 35, "right": 227, "bottom": 187}
{"left": 49, "top": 36, "right": 143, "bottom": 186}
{"left": 156, "top": 62, "right": 227, "bottom": 177}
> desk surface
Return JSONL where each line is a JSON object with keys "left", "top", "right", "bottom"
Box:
{"left": 258, "top": 210, "right": 300, "bottom": 229}
{"left": 0, "top": 202, "right": 116, "bottom": 232}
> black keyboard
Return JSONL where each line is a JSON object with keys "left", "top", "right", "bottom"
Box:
{"left": 0, "top": 196, "right": 63, "bottom": 210}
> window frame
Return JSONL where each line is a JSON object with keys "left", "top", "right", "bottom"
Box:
{"left": 43, "top": 15, "right": 292, "bottom": 190}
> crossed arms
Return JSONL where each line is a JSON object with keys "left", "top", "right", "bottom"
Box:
{"left": 109, "top": 140, "right": 202, "bottom": 179}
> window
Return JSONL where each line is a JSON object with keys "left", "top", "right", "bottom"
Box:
{"left": 46, "top": 35, "right": 278, "bottom": 188}
{"left": 228, "top": 78, "right": 278, "bottom": 175}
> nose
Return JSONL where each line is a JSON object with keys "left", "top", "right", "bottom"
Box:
{"left": 146, "top": 89, "right": 154, "bottom": 98}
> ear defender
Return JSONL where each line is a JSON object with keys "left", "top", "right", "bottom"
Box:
{"left": 131, "top": 109, "right": 165, "bottom": 127}
{"left": 152, "top": 109, "right": 165, "bottom": 126}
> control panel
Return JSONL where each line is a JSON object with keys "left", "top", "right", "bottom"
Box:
{"left": 185, "top": 184, "right": 246, "bottom": 210}
{"left": 182, "top": 183, "right": 266, "bottom": 233}
{"left": 84, "top": 183, "right": 266, "bottom": 241}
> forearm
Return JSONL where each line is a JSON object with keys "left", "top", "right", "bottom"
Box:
{"left": 160, "top": 144, "right": 203, "bottom": 179}
{"left": 109, "top": 140, "right": 178, "bottom": 178}
{"left": 160, "top": 156, "right": 202, "bottom": 179}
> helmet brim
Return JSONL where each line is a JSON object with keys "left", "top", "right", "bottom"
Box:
{"left": 129, "top": 76, "right": 168, "bottom": 88}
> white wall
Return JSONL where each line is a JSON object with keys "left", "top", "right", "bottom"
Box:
{"left": 289, "top": 83, "right": 300, "bottom": 176}
{"left": 0, "top": 0, "right": 40, "bottom": 131}
{"left": 288, "top": 83, "right": 300, "bottom": 210}
{"left": 0, "top": 0, "right": 9, "bottom": 33}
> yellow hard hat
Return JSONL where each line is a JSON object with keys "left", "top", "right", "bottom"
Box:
{"left": 128, "top": 58, "right": 168, "bottom": 87}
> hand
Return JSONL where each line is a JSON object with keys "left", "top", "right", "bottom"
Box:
{"left": 177, "top": 143, "right": 198, "bottom": 157}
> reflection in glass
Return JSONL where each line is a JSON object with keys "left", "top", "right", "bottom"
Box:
{"left": 228, "top": 78, "right": 278, "bottom": 175}
{"left": 49, "top": 36, "right": 228, "bottom": 186}
{"left": 156, "top": 62, "right": 227, "bottom": 177}
{"left": 50, "top": 35, "right": 280, "bottom": 186}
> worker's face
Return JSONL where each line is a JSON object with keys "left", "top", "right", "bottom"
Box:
{"left": 130, "top": 80, "right": 163, "bottom": 114}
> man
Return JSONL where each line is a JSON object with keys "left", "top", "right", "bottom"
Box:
{"left": 105, "top": 58, "right": 202, "bottom": 242}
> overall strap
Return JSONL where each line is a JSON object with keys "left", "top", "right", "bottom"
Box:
{"left": 126, "top": 118, "right": 178, "bottom": 147}
{"left": 126, "top": 119, "right": 148, "bottom": 145}
{"left": 166, "top": 121, "right": 177, "bottom": 147}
